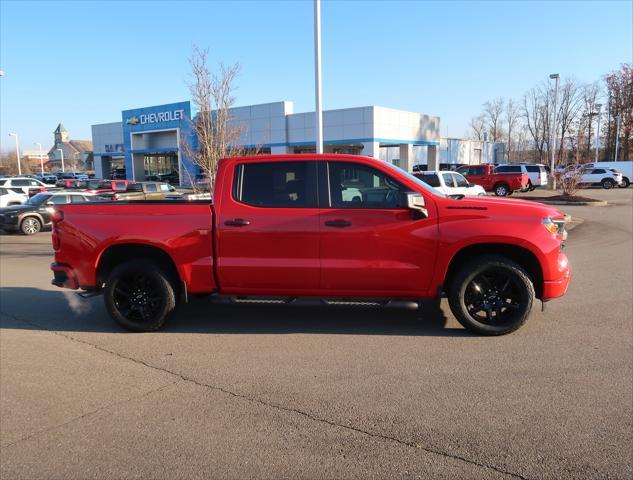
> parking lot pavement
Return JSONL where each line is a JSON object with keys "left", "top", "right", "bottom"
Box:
{"left": 1, "top": 188, "right": 631, "bottom": 479}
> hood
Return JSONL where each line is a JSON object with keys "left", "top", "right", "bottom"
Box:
{"left": 0, "top": 204, "right": 39, "bottom": 214}
{"left": 440, "top": 195, "right": 564, "bottom": 219}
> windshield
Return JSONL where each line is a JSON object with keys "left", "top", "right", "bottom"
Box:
{"left": 26, "top": 193, "right": 53, "bottom": 206}
{"left": 381, "top": 161, "right": 446, "bottom": 197}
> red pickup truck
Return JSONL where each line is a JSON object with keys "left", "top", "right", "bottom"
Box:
{"left": 456, "top": 164, "right": 528, "bottom": 196}
{"left": 50, "top": 154, "right": 570, "bottom": 336}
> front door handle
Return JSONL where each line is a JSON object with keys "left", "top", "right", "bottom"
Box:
{"left": 224, "top": 218, "right": 250, "bottom": 227}
{"left": 324, "top": 219, "right": 352, "bottom": 228}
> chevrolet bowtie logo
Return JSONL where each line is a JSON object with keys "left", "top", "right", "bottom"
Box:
{"left": 126, "top": 116, "right": 140, "bottom": 125}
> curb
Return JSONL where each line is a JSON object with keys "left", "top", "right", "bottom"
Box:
{"left": 533, "top": 200, "right": 608, "bottom": 206}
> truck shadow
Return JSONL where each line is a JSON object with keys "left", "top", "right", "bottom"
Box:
{"left": 0, "top": 287, "right": 468, "bottom": 337}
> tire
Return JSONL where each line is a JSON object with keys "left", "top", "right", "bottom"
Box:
{"left": 520, "top": 181, "right": 532, "bottom": 193}
{"left": 448, "top": 255, "right": 535, "bottom": 335}
{"left": 601, "top": 178, "right": 615, "bottom": 189}
{"left": 618, "top": 177, "right": 630, "bottom": 188}
{"left": 20, "top": 216, "right": 41, "bottom": 235}
{"left": 494, "top": 183, "right": 510, "bottom": 196}
{"left": 529, "top": 185, "right": 537, "bottom": 191}
{"left": 104, "top": 260, "right": 177, "bottom": 332}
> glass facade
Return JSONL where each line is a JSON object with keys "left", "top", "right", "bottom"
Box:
{"left": 143, "top": 154, "right": 179, "bottom": 183}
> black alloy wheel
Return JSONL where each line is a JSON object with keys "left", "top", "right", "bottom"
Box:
{"left": 105, "top": 260, "right": 176, "bottom": 331}
{"left": 448, "top": 255, "right": 534, "bottom": 335}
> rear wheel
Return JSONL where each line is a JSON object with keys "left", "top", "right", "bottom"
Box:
{"left": 494, "top": 183, "right": 510, "bottom": 196}
{"left": 104, "top": 260, "right": 177, "bottom": 332}
{"left": 618, "top": 177, "right": 630, "bottom": 188}
{"left": 448, "top": 255, "right": 534, "bottom": 335}
{"left": 602, "top": 178, "right": 615, "bottom": 189}
{"left": 520, "top": 181, "right": 532, "bottom": 193}
{"left": 20, "top": 216, "right": 41, "bottom": 235}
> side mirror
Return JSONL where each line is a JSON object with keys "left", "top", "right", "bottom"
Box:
{"left": 405, "top": 192, "right": 428, "bottom": 219}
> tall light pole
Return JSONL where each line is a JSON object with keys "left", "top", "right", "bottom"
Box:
{"left": 314, "top": 0, "right": 323, "bottom": 154}
{"left": 8, "top": 133, "right": 21, "bottom": 175}
{"left": 34, "top": 142, "right": 44, "bottom": 175}
{"left": 614, "top": 114, "right": 621, "bottom": 162}
{"left": 56, "top": 148, "right": 65, "bottom": 173}
{"left": 549, "top": 73, "right": 560, "bottom": 190}
{"left": 594, "top": 104, "right": 602, "bottom": 162}
{"left": 482, "top": 131, "right": 488, "bottom": 163}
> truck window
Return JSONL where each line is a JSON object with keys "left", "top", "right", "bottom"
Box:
{"left": 234, "top": 161, "right": 316, "bottom": 208}
{"left": 526, "top": 165, "right": 540, "bottom": 172}
{"left": 328, "top": 162, "right": 406, "bottom": 209}
{"left": 145, "top": 183, "right": 158, "bottom": 193}
{"left": 416, "top": 173, "right": 441, "bottom": 187}
{"left": 442, "top": 173, "right": 455, "bottom": 188}
{"left": 496, "top": 165, "right": 522, "bottom": 173}
{"left": 453, "top": 173, "right": 470, "bottom": 187}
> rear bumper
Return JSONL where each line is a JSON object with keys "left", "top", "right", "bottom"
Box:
{"left": 51, "top": 262, "right": 79, "bottom": 290}
{"left": 542, "top": 252, "right": 571, "bottom": 300}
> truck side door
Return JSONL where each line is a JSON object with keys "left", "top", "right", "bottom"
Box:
{"left": 215, "top": 160, "right": 320, "bottom": 294}
{"left": 319, "top": 161, "right": 437, "bottom": 297}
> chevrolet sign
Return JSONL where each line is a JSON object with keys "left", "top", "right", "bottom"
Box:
{"left": 127, "top": 109, "right": 186, "bottom": 126}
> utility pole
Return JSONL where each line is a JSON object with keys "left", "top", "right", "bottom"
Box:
{"left": 549, "top": 73, "right": 560, "bottom": 190}
{"left": 314, "top": 0, "right": 323, "bottom": 154}
{"left": 614, "top": 115, "right": 621, "bottom": 162}
{"left": 56, "top": 148, "right": 65, "bottom": 173}
{"left": 594, "top": 104, "right": 602, "bottom": 162}
{"left": 8, "top": 133, "right": 21, "bottom": 175}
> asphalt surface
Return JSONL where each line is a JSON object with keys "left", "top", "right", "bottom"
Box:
{"left": 1, "top": 188, "right": 631, "bottom": 479}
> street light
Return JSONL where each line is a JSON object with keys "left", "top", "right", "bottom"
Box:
{"left": 549, "top": 73, "right": 560, "bottom": 190}
{"left": 56, "top": 148, "right": 65, "bottom": 173}
{"left": 8, "top": 133, "right": 21, "bottom": 176}
{"left": 594, "top": 104, "right": 603, "bottom": 162}
{"left": 33, "top": 142, "right": 44, "bottom": 175}
{"left": 614, "top": 115, "right": 621, "bottom": 162}
{"left": 314, "top": 0, "right": 323, "bottom": 154}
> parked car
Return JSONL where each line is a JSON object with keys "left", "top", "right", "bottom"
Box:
{"left": 0, "top": 191, "right": 97, "bottom": 235}
{"left": 81, "top": 180, "right": 135, "bottom": 194}
{"left": 497, "top": 164, "right": 548, "bottom": 190}
{"left": 98, "top": 181, "right": 177, "bottom": 201}
{"left": 39, "top": 174, "right": 58, "bottom": 185}
{"left": 456, "top": 164, "right": 529, "bottom": 196}
{"left": 0, "top": 187, "right": 28, "bottom": 208}
{"left": 579, "top": 162, "right": 632, "bottom": 188}
{"left": 412, "top": 163, "right": 468, "bottom": 173}
{"left": 50, "top": 154, "right": 571, "bottom": 336}
{"left": 414, "top": 171, "right": 486, "bottom": 197}
{"left": 567, "top": 167, "right": 623, "bottom": 189}
{"left": 0, "top": 177, "right": 48, "bottom": 195}
{"left": 55, "top": 178, "right": 80, "bottom": 189}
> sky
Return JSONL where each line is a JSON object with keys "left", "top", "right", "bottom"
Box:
{"left": 1, "top": 0, "right": 631, "bottom": 151}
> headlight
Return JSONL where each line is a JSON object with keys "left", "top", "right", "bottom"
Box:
{"left": 543, "top": 217, "right": 568, "bottom": 241}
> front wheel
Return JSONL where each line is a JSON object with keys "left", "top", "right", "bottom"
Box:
{"left": 104, "top": 260, "right": 177, "bottom": 332}
{"left": 618, "top": 177, "right": 630, "bottom": 188}
{"left": 448, "top": 255, "right": 535, "bottom": 335}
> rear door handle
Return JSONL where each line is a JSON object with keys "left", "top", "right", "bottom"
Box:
{"left": 324, "top": 219, "right": 352, "bottom": 228}
{"left": 224, "top": 218, "right": 250, "bottom": 227}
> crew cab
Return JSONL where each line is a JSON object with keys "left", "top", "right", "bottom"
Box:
{"left": 456, "top": 164, "right": 529, "bottom": 196}
{"left": 50, "top": 154, "right": 571, "bottom": 336}
{"left": 98, "top": 181, "right": 177, "bottom": 201}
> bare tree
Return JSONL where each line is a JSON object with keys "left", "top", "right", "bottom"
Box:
{"left": 483, "top": 98, "right": 505, "bottom": 142}
{"left": 504, "top": 99, "right": 520, "bottom": 161}
{"left": 523, "top": 86, "right": 548, "bottom": 162}
{"left": 183, "top": 46, "right": 244, "bottom": 193}
{"left": 604, "top": 63, "right": 633, "bottom": 161}
{"left": 555, "top": 79, "right": 583, "bottom": 165}
{"left": 469, "top": 114, "right": 487, "bottom": 140}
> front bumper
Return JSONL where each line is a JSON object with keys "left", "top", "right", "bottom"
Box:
{"left": 51, "top": 262, "right": 79, "bottom": 290}
{"left": 542, "top": 252, "right": 571, "bottom": 300}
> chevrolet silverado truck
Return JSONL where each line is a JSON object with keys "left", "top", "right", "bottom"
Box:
{"left": 50, "top": 154, "right": 570, "bottom": 335}
{"left": 456, "top": 164, "right": 529, "bottom": 196}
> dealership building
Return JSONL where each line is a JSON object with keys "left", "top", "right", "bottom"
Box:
{"left": 91, "top": 100, "right": 447, "bottom": 185}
